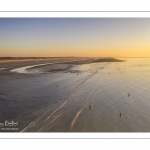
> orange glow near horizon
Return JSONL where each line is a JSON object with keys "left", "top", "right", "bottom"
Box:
{"left": 1, "top": 46, "right": 150, "bottom": 57}
{"left": 1, "top": 18, "right": 150, "bottom": 57}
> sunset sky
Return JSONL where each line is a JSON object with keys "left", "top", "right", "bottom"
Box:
{"left": 0, "top": 18, "right": 150, "bottom": 57}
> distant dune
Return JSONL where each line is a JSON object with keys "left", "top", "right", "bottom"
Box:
{"left": 92, "top": 57, "right": 125, "bottom": 62}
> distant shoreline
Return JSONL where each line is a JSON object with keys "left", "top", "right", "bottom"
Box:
{"left": 0, "top": 57, "right": 75, "bottom": 61}
{"left": 0, "top": 57, "right": 80, "bottom": 63}
{"left": 0, "top": 57, "right": 125, "bottom": 62}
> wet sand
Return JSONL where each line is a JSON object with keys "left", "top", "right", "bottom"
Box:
{"left": 1, "top": 57, "right": 150, "bottom": 132}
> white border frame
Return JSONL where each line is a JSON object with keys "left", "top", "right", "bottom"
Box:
{"left": 0, "top": 11, "right": 150, "bottom": 139}
{"left": 1, "top": 12, "right": 150, "bottom": 18}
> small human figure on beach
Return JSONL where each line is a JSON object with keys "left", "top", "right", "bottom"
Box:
{"left": 128, "top": 94, "right": 130, "bottom": 97}
{"left": 57, "top": 85, "right": 58, "bottom": 87}
{"left": 120, "top": 113, "right": 121, "bottom": 118}
{"left": 89, "top": 105, "right": 92, "bottom": 110}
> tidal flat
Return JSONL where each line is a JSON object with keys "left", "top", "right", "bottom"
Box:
{"left": 0, "top": 57, "right": 150, "bottom": 132}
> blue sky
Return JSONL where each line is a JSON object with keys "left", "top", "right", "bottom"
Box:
{"left": 0, "top": 18, "right": 150, "bottom": 57}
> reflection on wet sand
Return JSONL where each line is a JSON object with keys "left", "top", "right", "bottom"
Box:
{"left": 0, "top": 58, "right": 150, "bottom": 132}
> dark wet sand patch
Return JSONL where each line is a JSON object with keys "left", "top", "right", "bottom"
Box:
{"left": 0, "top": 57, "right": 127, "bottom": 132}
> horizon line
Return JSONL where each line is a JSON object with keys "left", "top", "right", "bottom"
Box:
{"left": 0, "top": 56, "right": 150, "bottom": 58}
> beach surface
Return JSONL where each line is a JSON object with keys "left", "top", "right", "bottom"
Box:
{"left": 0, "top": 57, "right": 150, "bottom": 132}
